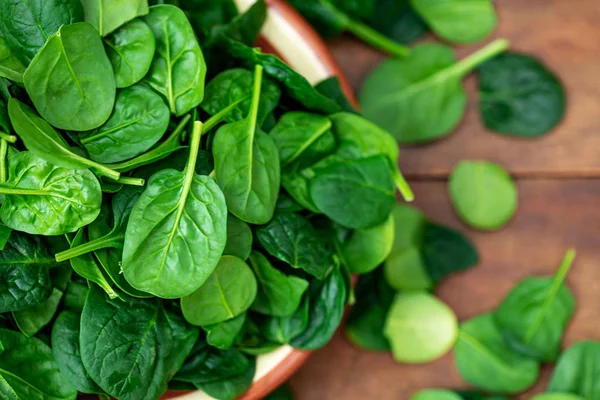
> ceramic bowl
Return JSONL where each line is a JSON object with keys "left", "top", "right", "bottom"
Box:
{"left": 163, "top": 1, "right": 354, "bottom": 399}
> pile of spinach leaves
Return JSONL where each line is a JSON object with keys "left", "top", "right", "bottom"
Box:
{"left": 0, "top": 1, "right": 415, "bottom": 399}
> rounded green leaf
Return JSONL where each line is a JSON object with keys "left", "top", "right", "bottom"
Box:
{"left": 411, "top": 389, "right": 462, "bottom": 400}
{"left": 384, "top": 248, "right": 432, "bottom": 291}
{"left": 342, "top": 213, "right": 394, "bottom": 274}
{"left": 181, "top": 256, "right": 258, "bottom": 326}
{"left": 23, "top": 22, "right": 116, "bottom": 131}
{"left": 530, "top": 395, "right": 585, "bottom": 400}
{"left": 449, "top": 160, "right": 518, "bottom": 230}
{"left": 548, "top": 341, "right": 600, "bottom": 399}
{"left": 411, "top": 0, "right": 497, "bottom": 44}
{"left": 104, "top": 19, "right": 156, "bottom": 88}
{"left": 454, "top": 313, "right": 540, "bottom": 393}
{"left": 81, "top": 0, "right": 148, "bottom": 36}
{"left": 80, "top": 85, "right": 170, "bottom": 163}
{"left": 478, "top": 53, "right": 566, "bottom": 137}
{"left": 384, "top": 292, "right": 457, "bottom": 363}
{"left": 223, "top": 214, "right": 253, "bottom": 260}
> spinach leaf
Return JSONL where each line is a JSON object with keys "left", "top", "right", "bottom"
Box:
{"left": 314, "top": 76, "right": 357, "bottom": 113}
{"left": 411, "top": 0, "right": 496, "bottom": 44}
{"left": 345, "top": 267, "right": 394, "bottom": 351}
{"left": 218, "top": 38, "right": 341, "bottom": 114}
{"left": 52, "top": 310, "right": 104, "bottom": 394}
{"left": 291, "top": 267, "right": 347, "bottom": 350}
{"left": 384, "top": 291, "right": 458, "bottom": 363}
{"left": 412, "top": 390, "right": 462, "bottom": 400}
{"left": 179, "top": 0, "right": 238, "bottom": 45}
{"left": 68, "top": 228, "right": 119, "bottom": 299}
{"left": 368, "top": 0, "right": 427, "bottom": 45}
{"left": 213, "top": 65, "right": 280, "bottom": 224}
{"left": 195, "top": 360, "right": 255, "bottom": 400}
{"left": 454, "top": 313, "right": 540, "bottom": 394}
{"left": 478, "top": 53, "right": 566, "bottom": 137}
{"left": 80, "top": 84, "right": 170, "bottom": 163}
{"left": 205, "top": 313, "right": 247, "bottom": 350}
{"left": 223, "top": 214, "right": 253, "bottom": 260}
{"left": 360, "top": 40, "right": 509, "bottom": 144}
{"left": 23, "top": 22, "right": 116, "bottom": 131}
{"left": 449, "top": 161, "right": 518, "bottom": 230}
{"left": 310, "top": 155, "right": 396, "bottom": 229}
{"left": 287, "top": 0, "right": 409, "bottom": 57}
{"left": 0, "top": 232, "right": 55, "bottom": 313}
{"left": 270, "top": 112, "right": 333, "bottom": 166}
{"left": 249, "top": 251, "right": 309, "bottom": 317}
{"left": 531, "top": 395, "right": 584, "bottom": 400}
{"left": 342, "top": 208, "right": 394, "bottom": 274}
{"left": 202, "top": 68, "right": 281, "bottom": 124}
{"left": 548, "top": 341, "right": 600, "bottom": 399}
{"left": 63, "top": 281, "right": 89, "bottom": 312}
{"left": 82, "top": 0, "right": 148, "bottom": 36}
{"left": 495, "top": 249, "right": 576, "bottom": 362}
{"left": 0, "top": 0, "right": 83, "bottom": 65}
{"left": 0, "top": 35, "right": 25, "bottom": 83}
{"left": 7, "top": 98, "right": 121, "bottom": 180}
{"left": 81, "top": 285, "right": 199, "bottom": 400}
{"left": 454, "top": 391, "right": 510, "bottom": 400}
{"left": 205, "top": 0, "right": 267, "bottom": 48}
{"left": 0, "top": 151, "right": 102, "bottom": 235}
{"left": 104, "top": 18, "right": 156, "bottom": 88}
{"left": 258, "top": 297, "right": 310, "bottom": 344}
{"left": 256, "top": 213, "right": 334, "bottom": 279}
{"left": 123, "top": 121, "right": 227, "bottom": 298}
{"left": 181, "top": 255, "right": 257, "bottom": 326}
{"left": 144, "top": 5, "right": 206, "bottom": 116}
{"left": 0, "top": 328, "right": 77, "bottom": 400}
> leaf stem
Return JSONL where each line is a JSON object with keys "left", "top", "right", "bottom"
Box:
{"left": 249, "top": 65, "right": 264, "bottom": 128}
{"left": 393, "top": 170, "right": 414, "bottom": 202}
{"left": 344, "top": 19, "right": 410, "bottom": 58}
{"left": 203, "top": 96, "right": 250, "bottom": 132}
{"left": 86, "top": 159, "right": 121, "bottom": 181}
{"left": 0, "top": 132, "right": 16, "bottom": 144}
{"left": 553, "top": 248, "right": 576, "bottom": 286}
{"left": 116, "top": 176, "right": 145, "bottom": 187}
{"left": 0, "top": 140, "right": 7, "bottom": 184}
{"left": 452, "top": 38, "right": 510, "bottom": 78}
{"left": 186, "top": 121, "right": 204, "bottom": 175}
{"left": 55, "top": 233, "right": 125, "bottom": 262}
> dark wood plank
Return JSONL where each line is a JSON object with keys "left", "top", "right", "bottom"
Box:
{"left": 328, "top": 0, "right": 600, "bottom": 177}
{"left": 290, "top": 179, "right": 600, "bottom": 399}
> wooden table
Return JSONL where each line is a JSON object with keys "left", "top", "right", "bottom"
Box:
{"left": 289, "top": 0, "right": 600, "bottom": 398}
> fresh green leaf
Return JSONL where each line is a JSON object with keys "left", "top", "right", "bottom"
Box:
{"left": 0, "top": 35, "right": 25, "bottom": 83}
{"left": 495, "top": 249, "right": 576, "bottom": 361}
{"left": 548, "top": 341, "right": 600, "bottom": 400}
{"left": 82, "top": 0, "right": 148, "bottom": 36}
{"left": 530, "top": 395, "right": 585, "bottom": 400}
{"left": 342, "top": 213, "right": 394, "bottom": 274}
{"left": 454, "top": 313, "right": 540, "bottom": 394}
{"left": 63, "top": 281, "right": 89, "bottom": 311}
{"left": 411, "top": 390, "right": 462, "bottom": 400}
{"left": 411, "top": 0, "right": 497, "bottom": 43}
{"left": 13, "top": 288, "right": 62, "bottom": 337}
{"left": 104, "top": 18, "right": 156, "bottom": 88}
{"left": 368, "top": 0, "right": 428, "bottom": 45}
{"left": 23, "top": 22, "right": 116, "bottom": 131}
{"left": 223, "top": 214, "right": 253, "bottom": 260}
{"left": 181, "top": 255, "right": 258, "bottom": 326}
{"left": 258, "top": 297, "right": 310, "bottom": 344}
{"left": 449, "top": 160, "right": 518, "bottom": 230}
{"left": 314, "top": 77, "right": 357, "bottom": 113}
{"left": 205, "top": 313, "right": 247, "bottom": 350}
{"left": 478, "top": 53, "right": 566, "bottom": 137}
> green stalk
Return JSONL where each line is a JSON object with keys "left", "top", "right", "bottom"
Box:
{"left": 344, "top": 19, "right": 410, "bottom": 58}
{"left": 55, "top": 233, "right": 125, "bottom": 262}
{"left": 553, "top": 248, "right": 576, "bottom": 286}
{"left": 393, "top": 170, "right": 414, "bottom": 202}
{"left": 452, "top": 38, "right": 510, "bottom": 78}
{"left": 0, "top": 140, "right": 8, "bottom": 184}
{"left": 249, "top": 65, "right": 264, "bottom": 128}
{"left": 85, "top": 158, "right": 121, "bottom": 181}
{"left": 0, "top": 132, "right": 17, "bottom": 144}
{"left": 116, "top": 176, "right": 145, "bottom": 187}
{"left": 204, "top": 96, "right": 250, "bottom": 132}
{"left": 186, "top": 121, "right": 204, "bottom": 175}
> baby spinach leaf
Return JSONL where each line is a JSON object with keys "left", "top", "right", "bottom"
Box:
{"left": 82, "top": 0, "right": 149, "bottom": 36}
{"left": 454, "top": 391, "right": 511, "bottom": 400}
{"left": 291, "top": 267, "right": 347, "bottom": 350}
{"left": 218, "top": 37, "right": 341, "bottom": 114}
{"left": 104, "top": 18, "right": 156, "bottom": 88}
{"left": 249, "top": 251, "right": 309, "bottom": 317}
{"left": 310, "top": 155, "right": 396, "bottom": 229}
{"left": 256, "top": 213, "right": 334, "bottom": 279}
{"left": 0, "top": 35, "right": 25, "bottom": 83}
{"left": 454, "top": 313, "right": 540, "bottom": 394}
{"left": 123, "top": 121, "right": 227, "bottom": 298}
{"left": 478, "top": 53, "right": 566, "bottom": 137}
{"left": 8, "top": 97, "right": 121, "bottom": 180}
{"left": 548, "top": 341, "right": 600, "bottom": 399}
{"left": 412, "top": 390, "right": 462, "bottom": 400}
{"left": 52, "top": 310, "right": 104, "bottom": 394}
{"left": 195, "top": 360, "right": 255, "bottom": 400}
{"left": 368, "top": 0, "right": 427, "bottom": 45}
{"left": 0, "top": 328, "right": 78, "bottom": 400}
{"left": 345, "top": 267, "right": 394, "bottom": 351}
{"left": 0, "top": 0, "right": 83, "bottom": 65}
{"left": 213, "top": 65, "right": 280, "bottom": 224}
{"left": 81, "top": 285, "right": 199, "bottom": 400}
{"left": 63, "top": 281, "right": 89, "bottom": 312}
{"left": 202, "top": 68, "right": 280, "bottom": 124}
{"left": 80, "top": 85, "right": 170, "bottom": 163}
{"left": 360, "top": 40, "right": 509, "bottom": 144}
{"left": 206, "top": 0, "right": 266, "bottom": 48}
{"left": 13, "top": 286, "right": 62, "bottom": 337}
{"left": 205, "top": 313, "right": 247, "bottom": 350}
{"left": 271, "top": 112, "right": 333, "bottom": 166}
{"left": 68, "top": 228, "right": 119, "bottom": 299}
{"left": 449, "top": 161, "right": 518, "bottom": 230}
{"left": 23, "top": 22, "right": 116, "bottom": 131}
{"left": 0, "top": 151, "right": 102, "bottom": 235}
{"left": 223, "top": 214, "right": 253, "bottom": 260}
{"left": 258, "top": 298, "right": 310, "bottom": 344}
{"left": 314, "top": 76, "right": 357, "bottom": 113}
{"left": 0, "top": 232, "right": 55, "bottom": 313}
{"left": 411, "top": 0, "right": 496, "bottom": 43}
{"left": 342, "top": 209, "right": 394, "bottom": 274}
{"left": 495, "top": 249, "right": 576, "bottom": 362}
{"left": 385, "top": 291, "right": 458, "bottom": 363}
{"left": 531, "top": 395, "right": 584, "bottom": 400}
{"left": 181, "top": 255, "right": 258, "bottom": 326}
{"left": 144, "top": 5, "right": 206, "bottom": 116}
